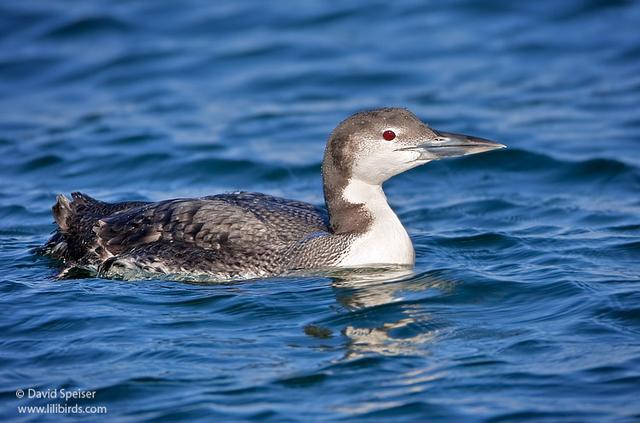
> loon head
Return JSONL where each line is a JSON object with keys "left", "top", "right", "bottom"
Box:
{"left": 322, "top": 108, "right": 505, "bottom": 240}
{"left": 323, "top": 107, "right": 505, "bottom": 185}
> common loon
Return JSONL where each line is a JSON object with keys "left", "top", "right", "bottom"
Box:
{"left": 41, "top": 108, "right": 504, "bottom": 280}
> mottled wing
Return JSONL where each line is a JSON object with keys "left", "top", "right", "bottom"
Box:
{"left": 96, "top": 198, "right": 273, "bottom": 257}
{"left": 96, "top": 193, "right": 329, "bottom": 257}
{"left": 205, "top": 192, "right": 329, "bottom": 241}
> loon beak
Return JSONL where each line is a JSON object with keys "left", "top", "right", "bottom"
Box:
{"left": 404, "top": 130, "right": 506, "bottom": 160}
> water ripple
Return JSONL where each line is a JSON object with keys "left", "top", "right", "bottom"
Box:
{"left": 1, "top": 0, "right": 640, "bottom": 422}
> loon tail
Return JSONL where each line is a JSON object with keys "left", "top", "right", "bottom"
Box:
{"left": 52, "top": 192, "right": 99, "bottom": 232}
{"left": 39, "top": 192, "right": 149, "bottom": 277}
{"left": 40, "top": 192, "right": 103, "bottom": 264}
{"left": 52, "top": 194, "right": 73, "bottom": 232}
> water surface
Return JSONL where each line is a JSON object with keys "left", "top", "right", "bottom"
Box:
{"left": 1, "top": 0, "right": 639, "bottom": 421}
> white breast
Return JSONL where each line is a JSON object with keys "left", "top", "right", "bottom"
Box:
{"left": 336, "top": 179, "right": 415, "bottom": 268}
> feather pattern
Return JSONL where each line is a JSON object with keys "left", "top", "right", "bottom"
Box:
{"left": 42, "top": 191, "right": 348, "bottom": 279}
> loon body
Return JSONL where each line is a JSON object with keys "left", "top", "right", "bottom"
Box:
{"left": 41, "top": 108, "right": 504, "bottom": 280}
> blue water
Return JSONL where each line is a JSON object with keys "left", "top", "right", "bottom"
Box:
{"left": 1, "top": 0, "right": 640, "bottom": 421}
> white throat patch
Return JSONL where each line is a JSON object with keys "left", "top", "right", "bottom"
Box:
{"left": 337, "top": 179, "right": 415, "bottom": 267}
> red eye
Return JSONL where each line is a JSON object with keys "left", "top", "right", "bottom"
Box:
{"left": 383, "top": 130, "right": 396, "bottom": 141}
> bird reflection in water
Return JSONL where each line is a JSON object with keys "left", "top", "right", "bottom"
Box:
{"left": 324, "top": 267, "right": 457, "bottom": 359}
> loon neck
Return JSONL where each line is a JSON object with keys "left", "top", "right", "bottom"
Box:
{"left": 332, "top": 178, "right": 415, "bottom": 267}
{"left": 321, "top": 158, "right": 407, "bottom": 235}
{"left": 341, "top": 179, "right": 392, "bottom": 227}
{"left": 322, "top": 158, "right": 370, "bottom": 234}
{"left": 321, "top": 155, "right": 415, "bottom": 265}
